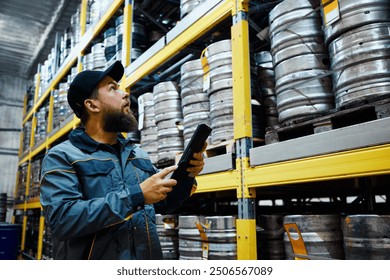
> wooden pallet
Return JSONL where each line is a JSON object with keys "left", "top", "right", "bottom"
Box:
{"left": 265, "top": 98, "right": 390, "bottom": 144}
{"left": 28, "top": 187, "right": 40, "bottom": 201}
{"left": 205, "top": 139, "right": 235, "bottom": 157}
{"left": 28, "top": 196, "right": 40, "bottom": 203}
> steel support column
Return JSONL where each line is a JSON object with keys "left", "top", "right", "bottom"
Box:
{"left": 231, "top": 0, "right": 256, "bottom": 260}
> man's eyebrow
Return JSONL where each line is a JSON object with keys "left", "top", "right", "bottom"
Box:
{"left": 108, "top": 81, "right": 119, "bottom": 87}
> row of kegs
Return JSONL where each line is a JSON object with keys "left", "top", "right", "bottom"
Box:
{"left": 16, "top": 165, "right": 28, "bottom": 204}
{"left": 156, "top": 215, "right": 237, "bottom": 260}
{"left": 157, "top": 213, "right": 390, "bottom": 260}
{"left": 265, "top": 0, "right": 390, "bottom": 125}
{"left": 22, "top": 121, "right": 32, "bottom": 153}
{"left": 34, "top": 101, "right": 50, "bottom": 145}
{"left": 25, "top": 66, "right": 76, "bottom": 151}
{"left": 83, "top": 15, "right": 148, "bottom": 71}
{"left": 59, "top": 0, "right": 114, "bottom": 66}
{"left": 138, "top": 38, "right": 265, "bottom": 164}
{"left": 52, "top": 82, "right": 73, "bottom": 130}
{"left": 257, "top": 214, "right": 390, "bottom": 260}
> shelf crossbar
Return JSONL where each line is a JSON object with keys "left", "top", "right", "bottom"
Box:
{"left": 245, "top": 144, "right": 390, "bottom": 188}
{"left": 196, "top": 170, "right": 239, "bottom": 193}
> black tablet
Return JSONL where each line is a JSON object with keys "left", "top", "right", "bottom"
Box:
{"left": 170, "top": 123, "right": 212, "bottom": 181}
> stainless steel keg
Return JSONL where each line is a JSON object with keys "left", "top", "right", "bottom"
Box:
{"left": 204, "top": 216, "right": 237, "bottom": 260}
{"left": 329, "top": 22, "right": 390, "bottom": 108}
{"left": 156, "top": 214, "right": 179, "bottom": 260}
{"left": 342, "top": 214, "right": 390, "bottom": 260}
{"left": 269, "top": 0, "right": 334, "bottom": 124}
{"left": 178, "top": 215, "right": 205, "bottom": 260}
{"left": 284, "top": 214, "right": 345, "bottom": 260}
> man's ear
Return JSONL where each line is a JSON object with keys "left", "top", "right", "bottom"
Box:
{"left": 84, "top": 98, "right": 100, "bottom": 113}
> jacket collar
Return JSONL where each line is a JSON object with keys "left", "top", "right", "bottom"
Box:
{"left": 69, "top": 127, "right": 131, "bottom": 153}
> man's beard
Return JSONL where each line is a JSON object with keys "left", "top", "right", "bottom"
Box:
{"left": 102, "top": 105, "right": 138, "bottom": 133}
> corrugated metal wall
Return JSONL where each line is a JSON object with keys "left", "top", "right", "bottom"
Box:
{"left": 0, "top": 74, "right": 26, "bottom": 198}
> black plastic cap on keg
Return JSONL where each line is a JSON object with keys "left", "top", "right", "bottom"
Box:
{"left": 67, "top": 61, "right": 124, "bottom": 118}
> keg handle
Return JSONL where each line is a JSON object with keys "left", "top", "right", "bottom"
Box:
{"left": 162, "top": 218, "right": 177, "bottom": 229}
{"left": 200, "top": 48, "right": 210, "bottom": 91}
{"left": 196, "top": 222, "right": 210, "bottom": 260}
{"left": 284, "top": 223, "right": 308, "bottom": 260}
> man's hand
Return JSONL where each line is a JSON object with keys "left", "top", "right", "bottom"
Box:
{"left": 140, "top": 166, "right": 177, "bottom": 204}
{"left": 187, "top": 141, "right": 207, "bottom": 177}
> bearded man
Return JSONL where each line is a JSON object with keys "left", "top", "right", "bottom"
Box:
{"left": 40, "top": 61, "right": 206, "bottom": 259}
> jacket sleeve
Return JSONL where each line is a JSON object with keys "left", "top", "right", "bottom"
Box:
{"left": 40, "top": 149, "right": 144, "bottom": 241}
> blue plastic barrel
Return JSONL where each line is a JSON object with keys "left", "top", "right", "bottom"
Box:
{"left": 0, "top": 223, "right": 21, "bottom": 260}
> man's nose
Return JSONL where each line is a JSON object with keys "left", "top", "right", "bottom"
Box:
{"left": 119, "top": 89, "right": 129, "bottom": 98}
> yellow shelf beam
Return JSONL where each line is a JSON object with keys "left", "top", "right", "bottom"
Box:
{"left": 26, "top": 201, "right": 42, "bottom": 209}
{"left": 245, "top": 144, "right": 390, "bottom": 188}
{"left": 123, "top": 0, "right": 232, "bottom": 88}
{"left": 14, "top": 203, "right": 25, "bottom": 210}
{"left": 195, "top": 170, "right": 239, "bottom": 193}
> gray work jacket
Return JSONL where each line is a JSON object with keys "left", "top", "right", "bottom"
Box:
{"left": 40, "top": 127, "right": 195, "bottom": 259}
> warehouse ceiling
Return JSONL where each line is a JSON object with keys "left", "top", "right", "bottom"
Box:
{"left": 0, "top": 0, "right": 277, "bottom": 82}
{"left": 0, "top": 0, "right": 80, "bottom": 80}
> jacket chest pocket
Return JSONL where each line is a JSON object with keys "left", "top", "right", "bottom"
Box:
{"left": 76, "top": 160, "right": 118, "bottom": 198}
{"left": 126, "top": 158, "right": 156, "bottom": 184}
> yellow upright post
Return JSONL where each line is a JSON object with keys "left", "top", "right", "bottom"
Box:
{"left": 122, "top": 0, "right": 134, "bottom": 70}
{"left": 20, "top": 161, "right": 32, "bottom": 253}
{"left": 36, "top": 209, "right": 45, "bottom": 260}
{"left": 47, "top": 91, "right": 54, "bottom": 134}
{"left": 33, "top": 67, "right": 41, "bottom": 104}
{"left": 20, "top": 215, "right": 28, "bottom": 252}
{"left": 14, "top": 93, "right": 28, "bottom": 227}
{"left": 121, "top": 0, "right": 134, "bottom": 138}
{"left": 78, "top": 0, "right": 89, "bottom": 72}
{"left": 232, "top": 0, "right": 252, "bottom": 140}
{"left": 80, "top": 0, "right": 88, "bottom": 37}
{"left": 12, "top": 169, "right": 20, "bottom": 225}
{"left": 18, "top": 94, "right": 28, "bottom": 158}
{"left": 231, "top": 0, "right": 257, "bottom": 260}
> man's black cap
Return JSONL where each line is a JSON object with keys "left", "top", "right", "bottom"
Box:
{"left": 67, "top": 60, "right": 124, "bottom": 117}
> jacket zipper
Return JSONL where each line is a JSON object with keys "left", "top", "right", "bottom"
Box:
{"left": 88, "top": 233, "right": 97, "bottom": 260}
{"left": 144, "top": 212, "right": 153, "bottom": 258}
